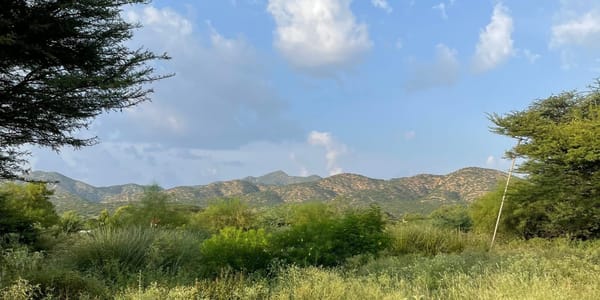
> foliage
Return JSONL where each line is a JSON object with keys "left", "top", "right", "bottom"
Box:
{"left": 65, "top": 227, "right": 205, "bottom": 286}
{"left": 192, "top": 198, "right": 256, "bottom": 232}
{"left": 0, "top": 0, "right": 170, "bottom": 179}
{"left": 0, "top": 277, "right": 40, "bottom": 300}
{"left": 490, "top": 84, "right": 600, "bottom": 239}
{"left": 109, "top": 185, "right": 188, "bottom": 228}
{"left": 2, "top": 200, "right": 600, "bottom": 299}
{"left": 429, "top": 204, "right": 473, "bottom": 231}
{"left": 200, "top": 227, "right": 271, "bottom": 275}
{"left": 470, "top": 182, "right": 521, "bottom": 237}
{"left": 136, "top": 185, "right": 187, "bottom": 228}
{"left": 272, "top": 205, "right": 389, "bottom": 267}
{"left": 0, "top": 183, "right": 58, "bottom": 245}
{"left": 25, "top": 267, "right": 109, "bottom": 299}
{"left": 68, "top": 227, "right": 156, "bottom": 280}
{"left": 58, "top": 210, "right": 85, "bottom": 234}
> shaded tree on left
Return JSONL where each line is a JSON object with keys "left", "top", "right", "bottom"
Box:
{"left": 0, "top": 0, "right": 171, "bottom": 179}
{"left": 0, "top": 182, "right": 58, "bottom": 245}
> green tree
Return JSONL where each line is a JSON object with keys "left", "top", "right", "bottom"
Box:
{"left": 489, "top": 83, "right": 600, "bottom": 239}
{"left": 110, "top": 185, "right": 186, "bottom": 228}
{"left": 192, "top": 198, "right": 256, "bottom": 232}
{"left": 0, "top": 182, "right": 59, "bottom": 244}
{"left": 429, "top": 204, "right": 472, "bottom": 232}
{"left": 0, "top": 0, "right": 170, "bottom": 179}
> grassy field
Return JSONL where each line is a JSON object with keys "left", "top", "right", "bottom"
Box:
{"left": 2, "top": 222, "right": 599, "bottom": 300}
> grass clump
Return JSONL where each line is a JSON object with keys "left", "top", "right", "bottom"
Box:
{"left": 386, "top": 223, "right": 487, "bottom": 255}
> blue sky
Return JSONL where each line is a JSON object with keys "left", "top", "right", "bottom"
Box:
{"left": 30, "top": 0, "right": 600, "bottom": 187}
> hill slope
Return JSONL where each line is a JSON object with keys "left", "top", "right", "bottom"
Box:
{"left": 29, "top": 167, "right": 505, "bottom": 216}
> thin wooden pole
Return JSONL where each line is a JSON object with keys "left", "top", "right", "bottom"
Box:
{"left": 490, "top": 139, "right": 521, "bottom": 250}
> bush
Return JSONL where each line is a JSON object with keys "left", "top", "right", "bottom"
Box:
{"left": 200, "top": 227, "right": 271, "bottom": 275}
{"left": 58, "top": 210, "right": 85, "bottom": 234}
{"left": 26, "top": 268, "right": 108, "bottom": 299}
{"left": 69, "top": 227, "right": 154, "bottom": 277}
{"left": 272, "top": 206, "right": 389, "bottom": 267}
{"left": 66, "top": 227, "right": 204, "bottom": 284}
{"left": 146, "top": 230, "right": 205, "bottom": 279}
{"left": 0, "top": 277, "right": 40, "bottom": 300}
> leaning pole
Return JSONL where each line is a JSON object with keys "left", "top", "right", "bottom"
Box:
{"left": 490, "top": 139, "right": 521, "bottom": 251}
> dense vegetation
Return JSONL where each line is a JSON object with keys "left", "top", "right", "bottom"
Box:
{"left": 1, "top": 179, "right": 599, "bottom": 299}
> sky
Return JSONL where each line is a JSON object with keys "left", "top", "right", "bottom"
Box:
{"left": 29, "top": 0, "right": 600, "bottom": 187}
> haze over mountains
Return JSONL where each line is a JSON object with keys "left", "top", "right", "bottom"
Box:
{"left": 28, "top": 167, "right": 506, "bottom": 217}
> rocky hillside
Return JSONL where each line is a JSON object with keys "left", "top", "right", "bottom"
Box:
{"left": 29, "top": 167, "right": 506, "bottom": 216}
{"left": 242, "top": 170, "right": 321, "bottom": 186}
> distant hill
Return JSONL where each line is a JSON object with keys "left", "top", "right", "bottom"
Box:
{"left": 27, "top": 167, "right": 506, "bottom": 217}
{"left": 242, "top": 170, "right": 321, "bottom": 186}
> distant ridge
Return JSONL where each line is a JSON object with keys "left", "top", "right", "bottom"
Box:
{"left": 242, "top": 170, "right": 321, "bottom": 186}
{"left": 27, "top": 167, "right": 506, "bottom": 216}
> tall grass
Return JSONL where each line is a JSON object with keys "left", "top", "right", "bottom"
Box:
{"left": 386, "top": 223, "right": 488, "bottom": 255}
{"left": 118, "top": 240, "right": 600, "bottom": 299}
{"left": 66, "top": 227, "right": 205, "bottom": 285}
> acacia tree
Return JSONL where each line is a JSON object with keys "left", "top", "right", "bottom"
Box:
{"left": 0, "top": 0, "right": 171, "bottom": 179}
{"left": 489, "top": 83, "right": 600, "bottom": 239}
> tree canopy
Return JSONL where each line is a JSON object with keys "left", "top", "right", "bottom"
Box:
{"left": 0, "top": 182, "right": 58, "bottom": 245}
{"left": 489, "top": 83, "right": 600, "bottom": 239}
{"left": 0, "top": 0, "right": 170, "bottom": 179}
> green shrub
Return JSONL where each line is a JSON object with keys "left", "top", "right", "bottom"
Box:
{"left": 200, "top": 227, "right": 271, "bottom": 275}
{"left": 26, "top": 267, "right": 108, "bottom": 299}
{"left": 0, "top": 277, "right": 40, "bottom": 300}
{"left": 272, "top": 206, "right": 389, "bottom": 267}
{"left": 69, "top": 227, "right": 154, "bottom": 277}
{"left": 58, "top": 210, "right": 85, "bottom": 234}
{"left": 146, "top": 230, "right": 205, "bottom": 278}
{"left": 66, "top": 227, "right": 206, "bottom": 285}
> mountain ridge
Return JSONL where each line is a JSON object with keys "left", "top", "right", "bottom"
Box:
{"left": 27, "top": 167, "right": 506, "bottom": 216}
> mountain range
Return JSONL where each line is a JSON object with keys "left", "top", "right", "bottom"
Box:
{"left": 27, "top": 167, "right": 506, "bottom": 217}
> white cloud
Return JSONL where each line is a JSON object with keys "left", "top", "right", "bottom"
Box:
{"left": 118, "top": 6, "right": 300, "bottom": 149}
{"left": 472, "top": 3, "right": 514, "bottom": 73}
{"left": 125, "top": 6, "right": 192, "bottom": 38}
{"left": 486, "top": 155, "right": 496, "bottom": 166}
{"left": 548, "top": 1, "right": 600, "bottom": 70}
{"left": 432, "top": 3, "right": 447, "bottom": 19}
{"left": 308, "top": 131, "right": 347, "bottom": 175}
{"left": 372, "top": 0, "right": 392, "bottom": 13}
{"left": 267, "top": 0, "right": 372, "bottom": 74}
{"left": 522, "top": 49, "right": 541, "bottom": 64}
{"left": 404, "top": 43, "right": 460, "bottom": 91}
{"left": 551, "top": 10, "right": 600, "bottom": 49}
